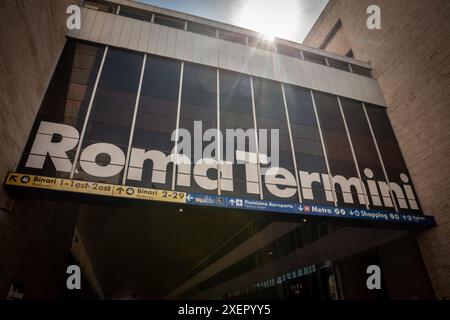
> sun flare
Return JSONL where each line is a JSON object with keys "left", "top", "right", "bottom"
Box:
{"left": 236, "top": 0, "right": 299, "bottom": 41}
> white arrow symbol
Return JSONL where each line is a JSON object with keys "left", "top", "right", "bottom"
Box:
{"left": 186, "top": 195, "right": 193, "bottom": 201}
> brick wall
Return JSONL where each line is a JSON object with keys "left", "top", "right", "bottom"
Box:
{"left": 304, "top": 0, "right": 450, "bottom": 299}
{"left": 0, "top": 0, "right": 80, "bottom": 298}
{"left": 322, "top": 24, "right": 352, "bottom": 56}
{"left": 0, "top": 0, "right": 77, "bottom": 211}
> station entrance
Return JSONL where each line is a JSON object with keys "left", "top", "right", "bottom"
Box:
{"left": 2, "top": 192, "right": 435, "bottom": 300}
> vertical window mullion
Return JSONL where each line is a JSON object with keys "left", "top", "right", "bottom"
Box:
{"left": 217, "top": 68, "right": 221, "bottom": 195}
{"left": 250, "top": 76, "right": 264, "bottom": 200}
{"left": 336, "top": 96, "right": 369, "bottom": 209}
{"left": 348, "top": 64, "right": 353, "bottom": 73}
{"left": 281, "top": 83, "right": 302, "bottom": 203}
{"left": 70, "top": 46, "right": 109, "bottom": 179}
{"left": 362, "top": 103, "right": 399, "bottom": 212}
{"left": 122, "top": 54, "right": 147, "bottom": 185}
{"left": 172, "top": 61, "right": 184, "bottom": 190}
{"left": 310, "top": 90, "right": 337, "bottom": 206}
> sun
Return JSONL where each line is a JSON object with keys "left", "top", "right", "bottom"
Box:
{"left": 235, "top": 0, "right": 299, "bottom": 41}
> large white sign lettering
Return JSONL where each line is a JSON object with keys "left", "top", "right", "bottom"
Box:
{"left": 25, "top": 121, "right": 419, "bottom": 210}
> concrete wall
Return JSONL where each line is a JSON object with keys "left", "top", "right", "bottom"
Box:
{"left": 304, "top": 0, "right": 450, "bottom": 299}
{"left": 0, "top": 0, "right": 79, "bottom": 299}
{"left": 67, "top": 7, "right": 387, "bottom": 107}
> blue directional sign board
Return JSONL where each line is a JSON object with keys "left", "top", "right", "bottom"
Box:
{"left": 4, "top": 172, "right": 435, "bottom": 229}
{"left": 185, "top": 193, "right": 436, "bottom": 228}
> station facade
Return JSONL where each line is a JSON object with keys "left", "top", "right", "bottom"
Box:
{"left": 1, "top": 0, "right": 441, "bottom": 299}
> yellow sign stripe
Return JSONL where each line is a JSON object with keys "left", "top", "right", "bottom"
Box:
{"left": 4, "top": 172, "right": 186, "bottom": 204}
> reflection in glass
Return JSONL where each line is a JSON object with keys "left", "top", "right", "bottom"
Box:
{"left": 126, "top": 55, "right": 181, "bottom": 190}
{"left": 220, "top": 70, "right": 258, "bottom": 199}
{"left": 313, "top": 91, "right": 365, "bottom": 208}
{"left": 253, "top": 77, "right": 296, "bottom": 201}
{"left": 178, "top": 63, "right": 217, "bottom": 194}
{"left": 75, "top": 48, "right": 144, "bottom": 184}
{"left": 365, "top": 105, "right": 421, "bottom": 212}
{"left": 284, "top": 85, "right": 331, "bottom": 205}
{"left": 19, "top": 40, "right": 105, "bottom": 178}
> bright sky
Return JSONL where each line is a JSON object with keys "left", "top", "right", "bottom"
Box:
{"left": 137, "top": 0, "right": 329, "bottom": 43}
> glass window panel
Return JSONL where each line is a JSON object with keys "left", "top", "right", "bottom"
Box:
{"left": 253, "top": 77, "right": 297, "bottom": 201}
{"left": 284, "top": 85, "right": 331, "bottom": 205}
{"left": 295, "top": 153, "right": 327, "bottom": 173}
{"left": 303, "top": 51, "right": 327, "bottom": 65}
{"left": 351, "top": 64, "right": 372, "bottom": 78}
{"left": 366, "top": 104, "right": 421, "bottom": 213}
{"left": 177, "top": 63, "right": 217, "bottom": 194}
{"left": 248, "top": 36, "right": 274, "bottom": 51}
{"left": 93, "top": 88, "right": 137, "bottom": 108}
{"left": 219, "top": 70, "right": 259, "bottom": 199}
{"left": 181, "top": 77, "right": 217, "bottom": 94}
{"left": 187, "top": 21, "right": 217, "bottom": 38}
{"left": 68, "top": 67, "right": 99, "bottom": 86}
{"left": 340, "top": 98, "right": 385, "bottom": 184}
{"left": 140, "top": 82, "right": 179, "bottom": 102}
{"left": 290, "top": 124, "right": 320, "bottom": 141}
{"left": 328, "top": 58, "right": 350, "bottom": 72}
{"left": 154, "top": 14, "right": 185, "bottom": 30}
{"left": 277, "top": 44, "right": 300, "bottom": 59}
{"left": 124, "top": 55, "right": 181, "bottom": 190}
{"left": 83, "top": 121, "right": 132, "bottom": 147}
{"left": 313, "top": 91, "right": 365, "bottom": 208}
{"left": 73, "top": 52, "right": 98, "bottom": 70}
{"left": 138, "top": 96, "right": 178, "bottom": 115}
{"left": 292, "top": 138, "right": 323, "bottom": 157}
{"left": 75, "top": 48, "right": 144, "bottom": 184}
{"left": 219, "top": 29, "right": 247, "bottom": 45}
{"left": 119, "top": 6, "right": 153, "bottom": 21}
{"left": 83, "top": 0, "right": 118, "bottom": 13}
{"left": 18, "top": 40, "right": 105, "bottom": 178}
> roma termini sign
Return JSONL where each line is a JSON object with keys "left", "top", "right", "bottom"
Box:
{"left": 4, "top": 121, "right": 435, "bottom": 229}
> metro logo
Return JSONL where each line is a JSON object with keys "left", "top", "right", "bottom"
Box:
{"left": 24, "top": 121, "right": 420, "bottom": 211}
